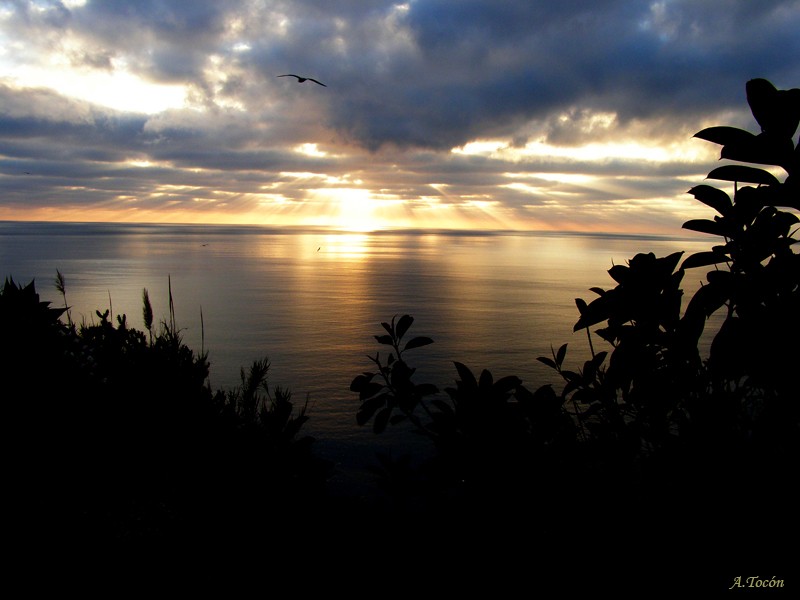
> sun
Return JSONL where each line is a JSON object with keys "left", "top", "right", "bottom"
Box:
{"left": 323, "top": 188, "right": 384, "bottom": 232}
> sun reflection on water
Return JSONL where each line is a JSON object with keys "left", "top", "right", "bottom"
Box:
{"left": 317, "top": 232, "right": 372, "bottom": 259}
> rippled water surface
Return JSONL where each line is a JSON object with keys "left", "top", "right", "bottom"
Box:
{"left": 1, "top": 221, "right": 713, "bottom": 485}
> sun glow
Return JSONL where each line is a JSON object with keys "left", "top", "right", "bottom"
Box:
{"left": 294, "top": 143, "right": 328, "bottom": 157}
{"left": 0, "top": 33, "right": 187, "bottom": 115}
{"left": 318, "top": 232, "right": 372, "bottom": 259}
{"left": 450, "top": 136, "right": 716, "bottom": 164}
{"left": 452, "top": 140, "right": 507, "bottom": 156}
{"left": 125, "top": 159, "right": 157, "bottom": 168}
{"left": 321, "top": 188, "right": 382, "bottom": 231}
{"left": 3, "top": 66, "right": 186, "bottom": 114}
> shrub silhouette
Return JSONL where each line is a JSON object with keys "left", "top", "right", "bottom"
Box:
{"left": 534, "top": 81, "right": 797, "bottom": 469}
{"left": 680, "top": 79, "right": 800, "bottom": 452}
{"left": 536, "top": 78, "right": 798, "bottom": 465}
{"left": 352, "top": 78, "right": 799, "bottom": 517}
{"left": 2, "top": 276, "right": 327, "bottom": 543}
{"left": 352, "top": 314, "right": 438, "bottom": 435}
{"left": 352, "top": 317, "right": 577, "bottom": 500}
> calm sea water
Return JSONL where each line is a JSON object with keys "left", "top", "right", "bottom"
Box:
{"left": 0, "top": 221, "right": 714, "bottom": 489}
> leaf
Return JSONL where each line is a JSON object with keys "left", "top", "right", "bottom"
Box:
{"left": 682, "top": 218, "right": 728, "bottom": 237}
{"left": 681, "top": 251, "right": 729, "bottom": 270}
{"left": 589, "top": 287, "right": 606, "bottom": 296}
{"left": 662, "top": 251, "right": 685, "bottom": 275}
{"left": 747, "top": 80, "right": 800, "bottom": 138}
{"left": 732, "top": 185, "right": 769, "bottom": 226}
{"left": 573, "top": 295, "right": 611, "bottom": 332}
{"left": 390, "top": 360, "right": 414, "bottom": 388}
{"left": 778, "top": 88, "right": 800, "bottom": 138}
{"left": 359, "top": 381, "right": 384, "bottom": 401}
{"left": 607, "top": 264, "right": 629, "bottom": 285}
{"left": 493, "top": 375, "right": 521, "bottom": 396}
{"left": 688, "top": 185, "right": 732, "bottom": 216}
{"left": 575, "top": 297, "right": 588, "bottom": 314}
{"left": 395, "top": 314, "right": 414, "bottom": 341}
{"left": 373, "top": 407, "right": 392, "bottom": 434}
{"left": 582, "top": 358, "right": 597, "bottom": 382}
{"left": 356, "top": 394, "right": 389, "bottom": 426}
{"left": 707, "top": 165, "right": 780, "bottom": 187}
{"left": 556, "top": 343, "right": 568, "bottom": 367}
{"left": 747, "top": 78, "right": 779, "bottom": 134}
{"left": 595, "top": 327, "right": 616, "bottom": 344}
{"left": 537, "top": 356, "right": 557, "bottom": 369}
{"left": 350, "top": 373, "right": 374, "bottom": 392}
{"left": 560, "top": 370, "right": 581, "bottom": 383}
{"left": 355, "top": 409, "right": 372, "bottom": 427}
{"left": 381, "top": 321, "right": 393, "bottom": 336}
{"left": 591, "top": 351, "right": 608, "bottom": 370}
{"left": 720, "top": 132, "right": 795, "bottom": 166}
{"left": 374, "top": 334, "right": 394, "bottom": 346}
{"left": 778, "top": 210, "right": 800, "bottom": 225}
{"left": 478, "top": 369, "right": 493, "bottom": 390}
{"left": 694, "top": 126, "right": 755, "bottom": 147}
{"left": 687, "top": 281, "right": 729, "bottom": 319}
{"left": 453, "top": 361, "right": 478, "bottom": 390}
{"left": 563, "top": 380, "right": 581, "bottom": 397}
{"left": 404, "top": 336, "right": 434, "bottom": 351}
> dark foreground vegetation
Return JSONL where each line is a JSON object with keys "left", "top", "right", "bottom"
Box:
{"left": 3, "top": 79, "right": 798, "bottom": 587}
{"left": 4, "top": 277, "right": 331, "bottom": 547}
{"left": 354, "top": 77, "right": 798, "bottom": 534}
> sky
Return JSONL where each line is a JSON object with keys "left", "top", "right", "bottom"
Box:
{"left": 0, "top": 0, "right": 798, "bottom": 234}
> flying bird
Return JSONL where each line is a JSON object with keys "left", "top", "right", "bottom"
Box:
{"left": 278, "top": 74, "right": 327, "bottom": 87}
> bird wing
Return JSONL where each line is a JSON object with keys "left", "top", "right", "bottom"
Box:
{"left": 277, "top": 74, "right": 300, "bottom": 79}
{"left": 307, "top": 78, "right": 327, "bottom": 87}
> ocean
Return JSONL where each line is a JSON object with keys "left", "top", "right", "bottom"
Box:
{"left": 0, "top": 220, "right": 715, "bottom": 490}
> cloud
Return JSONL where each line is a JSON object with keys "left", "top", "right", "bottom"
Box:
{"left": 323, "top": 0, "right": 800, "bottom": 150}
{"left": 0, "top": 0, "right": 798, "bottom": 232}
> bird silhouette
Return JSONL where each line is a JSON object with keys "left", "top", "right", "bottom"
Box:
{"left": 278, "top": 74, "right": 327, "bottom": 87}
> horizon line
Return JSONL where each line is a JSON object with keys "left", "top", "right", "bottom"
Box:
{"left": 0, "top": 218, "right": 710, "bottom": 243}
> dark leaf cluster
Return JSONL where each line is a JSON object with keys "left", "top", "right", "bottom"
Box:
{"left": 351, "top": 314, "right": 437, "bottom": 434}
{"left": 537, "top": 78, "right": 800, "bottom": 463}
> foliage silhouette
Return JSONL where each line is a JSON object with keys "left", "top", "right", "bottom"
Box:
{"left": 351, "top": 79, "right": 799, "bottom": 527}
{"left": 529, "top": 80, "right": 800, "bottom": 498}
{"left": 679, "top": 79, "right": 800, "bottom": 454}
{"left": 351, "top": 314, "right": 437, "bottom": 434}
{"left": 2, "top": 276, "right": 328, "bottom": 543}
{"left": 535, "top": 78, "right": 800, "bottom": 466}
{"left": 353, "top": 316, "right": 577, "bottom": 500}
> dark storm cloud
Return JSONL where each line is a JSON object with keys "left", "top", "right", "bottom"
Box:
{"left": 321, "top": 0, "right": 800, "bottom": 150}
{"left": 5, "top": 0, "right": 798, "bottom": 149}
{"left": 0, "top": 84, "right": 147, "bottom": 151}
